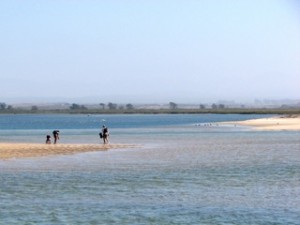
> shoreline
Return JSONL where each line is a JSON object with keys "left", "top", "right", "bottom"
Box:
{"left": 1, "top": 108, "right": 299, "bottom": 115}
{"left": 222, "top": 115, "right": 300, "bottom": 131}
{"left": 0, "top": 143, "right": 137, "bottom": 160}
{"left": 1, "top": 115, "right": 299, "bottom": 159}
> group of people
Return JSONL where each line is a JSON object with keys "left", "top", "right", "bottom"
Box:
{"left": 45, "top": 125, "right": 109, "bottom": 144}
{"left": 99, "top": 125, "right": 109, "bottom": 144}
{"left": 45, "top": 130, "right": 60, "bottom": 144}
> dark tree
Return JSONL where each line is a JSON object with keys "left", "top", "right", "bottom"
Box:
{"left": 7, "top": 105, "right": 13, "bottom": 110}
{"left": 99, "top": 103, "right": 105, "bottom": 109}
{"left": 169, "top": 102, "right": 177, "bottom": 110}
{"left": 70, "top": 103, "right": 86, "bottom": 110}
{"left": 0, "top": 102, "right": 7, "bottom": 110}
{"left": 199, "top": 104, "right": 206, "bottom": 109}
{"left": 211, "top": 103, "right": 218, "bottom": 109}
{"left": 107, "top": 102, "right": 117, "bottom": 110}
{"left": 31, "top": 105, "right": 38, "bottom": 111}
{"left": 70, "top": 103, "right": 80, "bottom": 110}
{"left": 126, "top": 104, "right": 134, "bottom": 110}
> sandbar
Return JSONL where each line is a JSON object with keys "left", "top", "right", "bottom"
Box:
{"left": 223, "top": 115, "right": 300, "bottom": 131}
{"left": 0, "top": 143, "right": 136, "bottom": 160}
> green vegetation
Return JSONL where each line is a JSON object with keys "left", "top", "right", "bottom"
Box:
{"left": 0, "top": 107, "right": 299, "bottom": 115}
{"left": 0, "top": 101, "right": 299, "bottom": 115}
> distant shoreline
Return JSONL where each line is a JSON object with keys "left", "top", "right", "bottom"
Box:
{"left": 1, "top": 114, "right": 299, "bottom": 160}
{"left": 222, "top": 115, "right": 300, "bottom": 131}
{"left": 0, "top": 108, "right": 299, "bottom": 115}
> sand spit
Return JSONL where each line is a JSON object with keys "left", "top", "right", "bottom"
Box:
{"left": 0, "top": 143, "right": 136, "bottom": 160}
{"left": 223, "top": 115, "right": 300, "bottom": 131}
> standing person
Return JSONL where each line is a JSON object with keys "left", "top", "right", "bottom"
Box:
{"left": 52, "top": 130, "right": 60, "bottom": 144}
{"left": 102, "top": 125, "right": 109, "bottom": 144}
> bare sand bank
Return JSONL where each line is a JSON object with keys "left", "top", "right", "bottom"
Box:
{"left": 223, "top": 115, "right": 300, "bottom": 131}
{"left": 0, "top": 143, "right": 136, "bottom": 160}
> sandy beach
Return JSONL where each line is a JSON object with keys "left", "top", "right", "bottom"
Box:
{"left": 0, "top": 143, "right": 136, "bottom": 160}
{"left": 1, "top": 115, "right": 299, "bottom": 160}
{"left": 223, "top": 115, "right": 300, "bottom": 131}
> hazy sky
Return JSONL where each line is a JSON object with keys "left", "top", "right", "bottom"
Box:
{"left": 1, "top": 0, "right": 299, "bottom": 103}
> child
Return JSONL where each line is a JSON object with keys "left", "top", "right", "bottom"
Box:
{"left": 46, "top": 135, "right": 51, "bottom": 144}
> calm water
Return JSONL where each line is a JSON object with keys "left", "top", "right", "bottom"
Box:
{"left": 0, "top": 114, "right": 299, "bottom": 225}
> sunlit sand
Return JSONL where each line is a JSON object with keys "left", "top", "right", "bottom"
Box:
{"left": 223, "top": 115, "right": 300, "bottom": 131}
{"left": 0, "top": 143, "right": 136, "bottom": 160}
{"left": 1, "top": 115, "right": 299, "bottom": 160}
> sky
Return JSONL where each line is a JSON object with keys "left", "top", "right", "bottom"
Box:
{"left": 0, "top": 0, "right": 299, "bottom": 104}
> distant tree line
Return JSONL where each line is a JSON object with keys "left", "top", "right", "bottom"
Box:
{"left": 211, "top": 104, "right": 225, "bottom": 109}
{"left": 68, "top": 102, "right": 228, "bottom": 110}
{"left": 169, "top": 102, "right": 226, "bottom": 110}
{"left": 1, "top": 100, "right": 299, "bottom": 115}
{"left": 67, "top": 102, "right": 136, "bottom": 111}
{"left": 0, "top": 101, "right": 226, "bottom": 112}
{"left": 70, "top": 103, "right": 87, "bottom": 110}
{"left": 98, "top": 102, "right": 134, "bottom": 110}
{"left": 0, "top": 102, "right": 13, "bottom": 110}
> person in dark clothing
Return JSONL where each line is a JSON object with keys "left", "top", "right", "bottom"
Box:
{"left": 101, "top": 125, "right": 109, "bottom": 144}
{"left": 52, "top": 130, "right": 60, "bottom": 144}
{"left": 45, "top": 135, "right": 51, "bottom": 144}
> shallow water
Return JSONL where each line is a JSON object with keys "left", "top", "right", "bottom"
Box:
{"left": 0, "top": 114, "right": 299, "bottom": 224}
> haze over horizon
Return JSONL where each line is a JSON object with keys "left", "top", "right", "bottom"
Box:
{"left": 2, "top": 95, "right": 300, "bottom": 106}
{"left": 1, "top": 0, "right": 299, "bottom": 104}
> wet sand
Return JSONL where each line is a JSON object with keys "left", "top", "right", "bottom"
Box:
{"left": 0, "top": 143, "right": 136, "bottom": 160}
{"left": 223, "top": 115, "right": 300, "bottom": 131}
{"left": 1, "top": 115, "right": 299, "bottom": 159}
